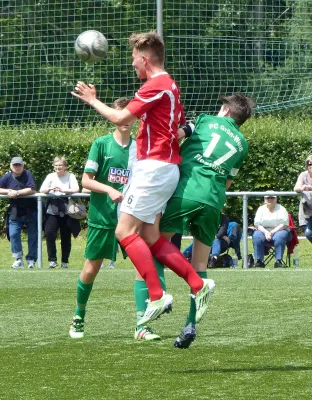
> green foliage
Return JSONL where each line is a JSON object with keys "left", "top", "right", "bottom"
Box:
{"left": 227, "top": 113, "right": 312, "bottom": 224}
{"left": 0, "top": 114, "right": 311, "bottom": 230}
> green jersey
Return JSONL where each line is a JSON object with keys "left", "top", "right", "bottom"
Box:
{"left": 173, "top": 115, "right": 248, "bottom": 212}
{"left": 84, "top": 134, "right": 137, "bottom": 229}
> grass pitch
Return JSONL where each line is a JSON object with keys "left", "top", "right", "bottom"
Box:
{"left": 1, "top": 237, "right": 312, "bottom": 400}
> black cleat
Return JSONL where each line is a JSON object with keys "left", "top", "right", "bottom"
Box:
{"left": 174, "top": 323, "right": 196, "bottom": 349}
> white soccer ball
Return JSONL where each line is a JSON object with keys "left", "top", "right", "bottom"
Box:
{"left": 75, "top": 30, "right": 108, "bottom": 63}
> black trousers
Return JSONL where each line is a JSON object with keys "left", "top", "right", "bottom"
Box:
{"left": 45, "top": 214, "right": 71, "bottom": 263}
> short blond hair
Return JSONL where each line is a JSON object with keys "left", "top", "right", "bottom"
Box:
{"left": 129, "top": 31, "right": 164, "bottom": 65}
{"left": 53, "top": 156, "right": 68, "bottom": 167}
{"left": 305, "top": 155, "right": 312, "bottom": 168}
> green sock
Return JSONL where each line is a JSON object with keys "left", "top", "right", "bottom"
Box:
{"left": 185, "top": 271, "right": 207, "bottom": 326}
{"left": 134, "top": 257, "right": 166, "bottom": 326}
{"left": 74, "top": 278, "right": 94, "bottom": 319}
{"left": 154, "top": 257, "right": 166, "bottom": 292}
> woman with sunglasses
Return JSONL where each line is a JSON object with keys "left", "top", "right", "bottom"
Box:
{"left": 252, "top": 192, "right": 290, "bottom": 268}
{"left": 294, "top": 155, "right": 312, "bottom": 243}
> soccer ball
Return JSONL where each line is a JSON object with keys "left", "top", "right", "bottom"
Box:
{"left": 74, "top": 30, "right": 108, "bottom": 63}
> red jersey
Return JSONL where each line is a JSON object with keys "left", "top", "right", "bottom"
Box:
{"left": 127, "top": 72, "right": 185, "bottom": 164}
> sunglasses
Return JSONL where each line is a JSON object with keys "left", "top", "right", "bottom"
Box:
{"left": 265, "top": 196, "right": 276, "bottom": 199}
{"left": 307, "top": 164, "right": 312, "bottom": 167}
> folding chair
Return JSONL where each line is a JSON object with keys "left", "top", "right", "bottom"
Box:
{"left": 250, "top": 214, "right": 299, "bottom": 268}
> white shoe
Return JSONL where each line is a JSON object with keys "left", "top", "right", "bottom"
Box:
{"left": 49, "top": 261, "right": 58, "bottom": 269}
{"left": 137, "top": 292, "right": 173, "bottom": 326}
{"left": 135, "top": 326, "right": 161, "bottom": 341}
{"left": 27, "top": 260, "right": 35, "bottom": 269}
{"left": 108, "top": 261, "right": 115, "bottom": 269}
{"left": 100, "top": 262, "right": 104, "bottom": 269}
{"left": 194, "top": 279, "right": 215, "bottom": 324}
{"left": 61, "top": 262, "right": 68, "bottom": 269}
{"left": 11, "top": 259, "right": 24, "bottom": 269}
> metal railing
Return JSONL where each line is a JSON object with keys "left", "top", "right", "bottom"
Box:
{"left": 0, "top": 193, "right": 90, "bottom": 269}
{"left": 0, "top": 191, "right": 302, "bottom": 269}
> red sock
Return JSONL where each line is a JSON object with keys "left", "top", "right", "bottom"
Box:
{"left": 150, "top": 236, "right": 203, "bottom": 294}
{"left": 120, "top": 233, "right": 163, "bottom": 301}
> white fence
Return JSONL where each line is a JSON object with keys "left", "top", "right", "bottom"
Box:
{"left": 0, "top": 191, "right": 302, "bottom": 269}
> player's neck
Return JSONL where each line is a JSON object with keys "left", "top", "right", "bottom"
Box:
{"left": 146, "top": 64, "right": 166, "bottom": 79}
{"left": 113, "top": 129, "right": 131, "bottom": 147}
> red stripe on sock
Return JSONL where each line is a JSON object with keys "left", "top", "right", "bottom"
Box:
{"left": 120, "top": 234, "right": 163, "bottom": 301}
{"left": 150, "top": 236, "right": 203, "bottom": 294}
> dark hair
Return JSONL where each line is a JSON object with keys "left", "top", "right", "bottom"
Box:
{"left": 112, "top": 97, "right": 131, "bottom": 110}
{"left": 219, "top": 93, "right": 256, "bottom": 126}
{"left": 129, "top": 31, "right": 164, "bottom": 65}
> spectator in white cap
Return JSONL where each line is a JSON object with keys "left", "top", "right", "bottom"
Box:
{"left": 0, "top": 157, "right": 38, "bottom": 269}
{"left": 252, "top": 191, "right": 290, "bottom": 268}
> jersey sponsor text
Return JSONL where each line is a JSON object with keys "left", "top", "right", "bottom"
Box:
{"left": 108, "top": 167, "right": 130, "bottom": 184}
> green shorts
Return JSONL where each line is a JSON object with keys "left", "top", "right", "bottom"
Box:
{"left": 84, "top": 226, "right": 118, "bottom": 261}
{"left": 160, "top": 197, "right": 221, "bottom": 247}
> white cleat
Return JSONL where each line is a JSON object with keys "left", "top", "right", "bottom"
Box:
{"left": 137, "top": 292, "right": 173, "bottom": 326}
{"left": 194, "top": 279, "right": 215, "bottom": 323}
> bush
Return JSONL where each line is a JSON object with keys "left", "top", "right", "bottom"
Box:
{"left": 0, "top": 114, "right": 310, "bottom": 232}
{"left": 227, "top": 113, "right": 312, "bottom": 224}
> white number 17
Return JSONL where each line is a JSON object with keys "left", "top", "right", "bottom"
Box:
{"left": 203, "top": 133, "right": 237, "bottom": 166}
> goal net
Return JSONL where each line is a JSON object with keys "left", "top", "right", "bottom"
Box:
{"left": 1, "top": 0, "right": 311, "bottom": 125}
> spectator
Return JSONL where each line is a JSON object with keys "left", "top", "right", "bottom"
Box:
{"left": 294, "top": 155, "right": 312, "bottom": 242}
{"left": 252, "top": 192, "right": 290, "bottom": 268}
{"left": 182, "top": 215, "right": 242, "bottom": 267}
{"left": 0, "top": 157, "right": 37, "bottom": 269}
{"left": 40, "top": 156, "right": 80, "bottom": 269}
{"left": 208, "top": 214, "right": 230, "bottom": 267}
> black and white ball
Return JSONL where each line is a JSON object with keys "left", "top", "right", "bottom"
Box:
{"left": 75, "top": 30, "right": 108, "bottom": 63}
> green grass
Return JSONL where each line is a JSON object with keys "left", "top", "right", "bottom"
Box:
{"left": 1, "top": 237, "right": 312, "bottom": 399}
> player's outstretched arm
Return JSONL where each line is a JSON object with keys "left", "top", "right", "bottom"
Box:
{"left": 71, "top": 81, "right": 136, "bottom": 127}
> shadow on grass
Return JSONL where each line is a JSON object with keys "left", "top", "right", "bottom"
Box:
{"left": 175, "top": 365, "right": 312, "bottom": 374}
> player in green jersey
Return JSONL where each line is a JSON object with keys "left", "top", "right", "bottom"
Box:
{"left": 69, "top": 97, "right": 138, "bottom": 339}
{"left": 139, "top": 93, "right": 255, "bottom": 348}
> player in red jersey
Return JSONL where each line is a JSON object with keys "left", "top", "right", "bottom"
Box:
{"left": 72, "top": 31, "right": 212, "bottom": 327}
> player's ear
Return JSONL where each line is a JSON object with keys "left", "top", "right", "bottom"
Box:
{"left": 223, "top": 107, "right": 230, "bottom": 116}
{"left": 218, "top": 105, "right": 230, "bottom": 117}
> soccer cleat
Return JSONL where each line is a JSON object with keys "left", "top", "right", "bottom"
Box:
{"left": 69, "top": 316, "right": 85, "bottom": 339}
{"left": 108, "top": 261, "right": 115, "bottom": 269}
{"left": 137, "top": 292, "right": 173, "bottom": 326}
{"left": 134, "top": 326, "right": 161, "bottom": 341}
{"left": 274, "top": 260, "right": 285, "bottom": 268}
{"left": 194, "top": 278, "right": 215, "bottom": 324}
{"left": 61, "top": 262, "right": 68, "bottom": 269}
{"left": 49, "top": 261, "right": 58, "bottom": 269}
{"left": 27, "top": 260, "right": 35, "bottom": 269}
{"left": 174, "top": 323, "right": 196, "bottom": 349}
{"left": 255, "top": 260, "right": 265, "bottom": 268}
{"left": 11, "top": 259, "right": 24, "bottom": 269}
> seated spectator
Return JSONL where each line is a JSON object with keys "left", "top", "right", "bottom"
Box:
{"left": 252, "top": 192, "right": 290, "bottom": 268}
{"left": 0, "top": 157, "right": 38, "bottom": 269}
{"left": 40, "top": 156, "right": 80, "bottom": 269}
{"left": 208, "top": 213, "right": 230, "bottom": 267}
{"left": 294, "top": 155, "right": 312, "bottom": 242}
{"left": 182, "top": 214, "right": 241, "bottom": 267}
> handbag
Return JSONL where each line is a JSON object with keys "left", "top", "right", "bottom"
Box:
{"left": 67, "top": 197, "right": 87, "bottom": 220}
